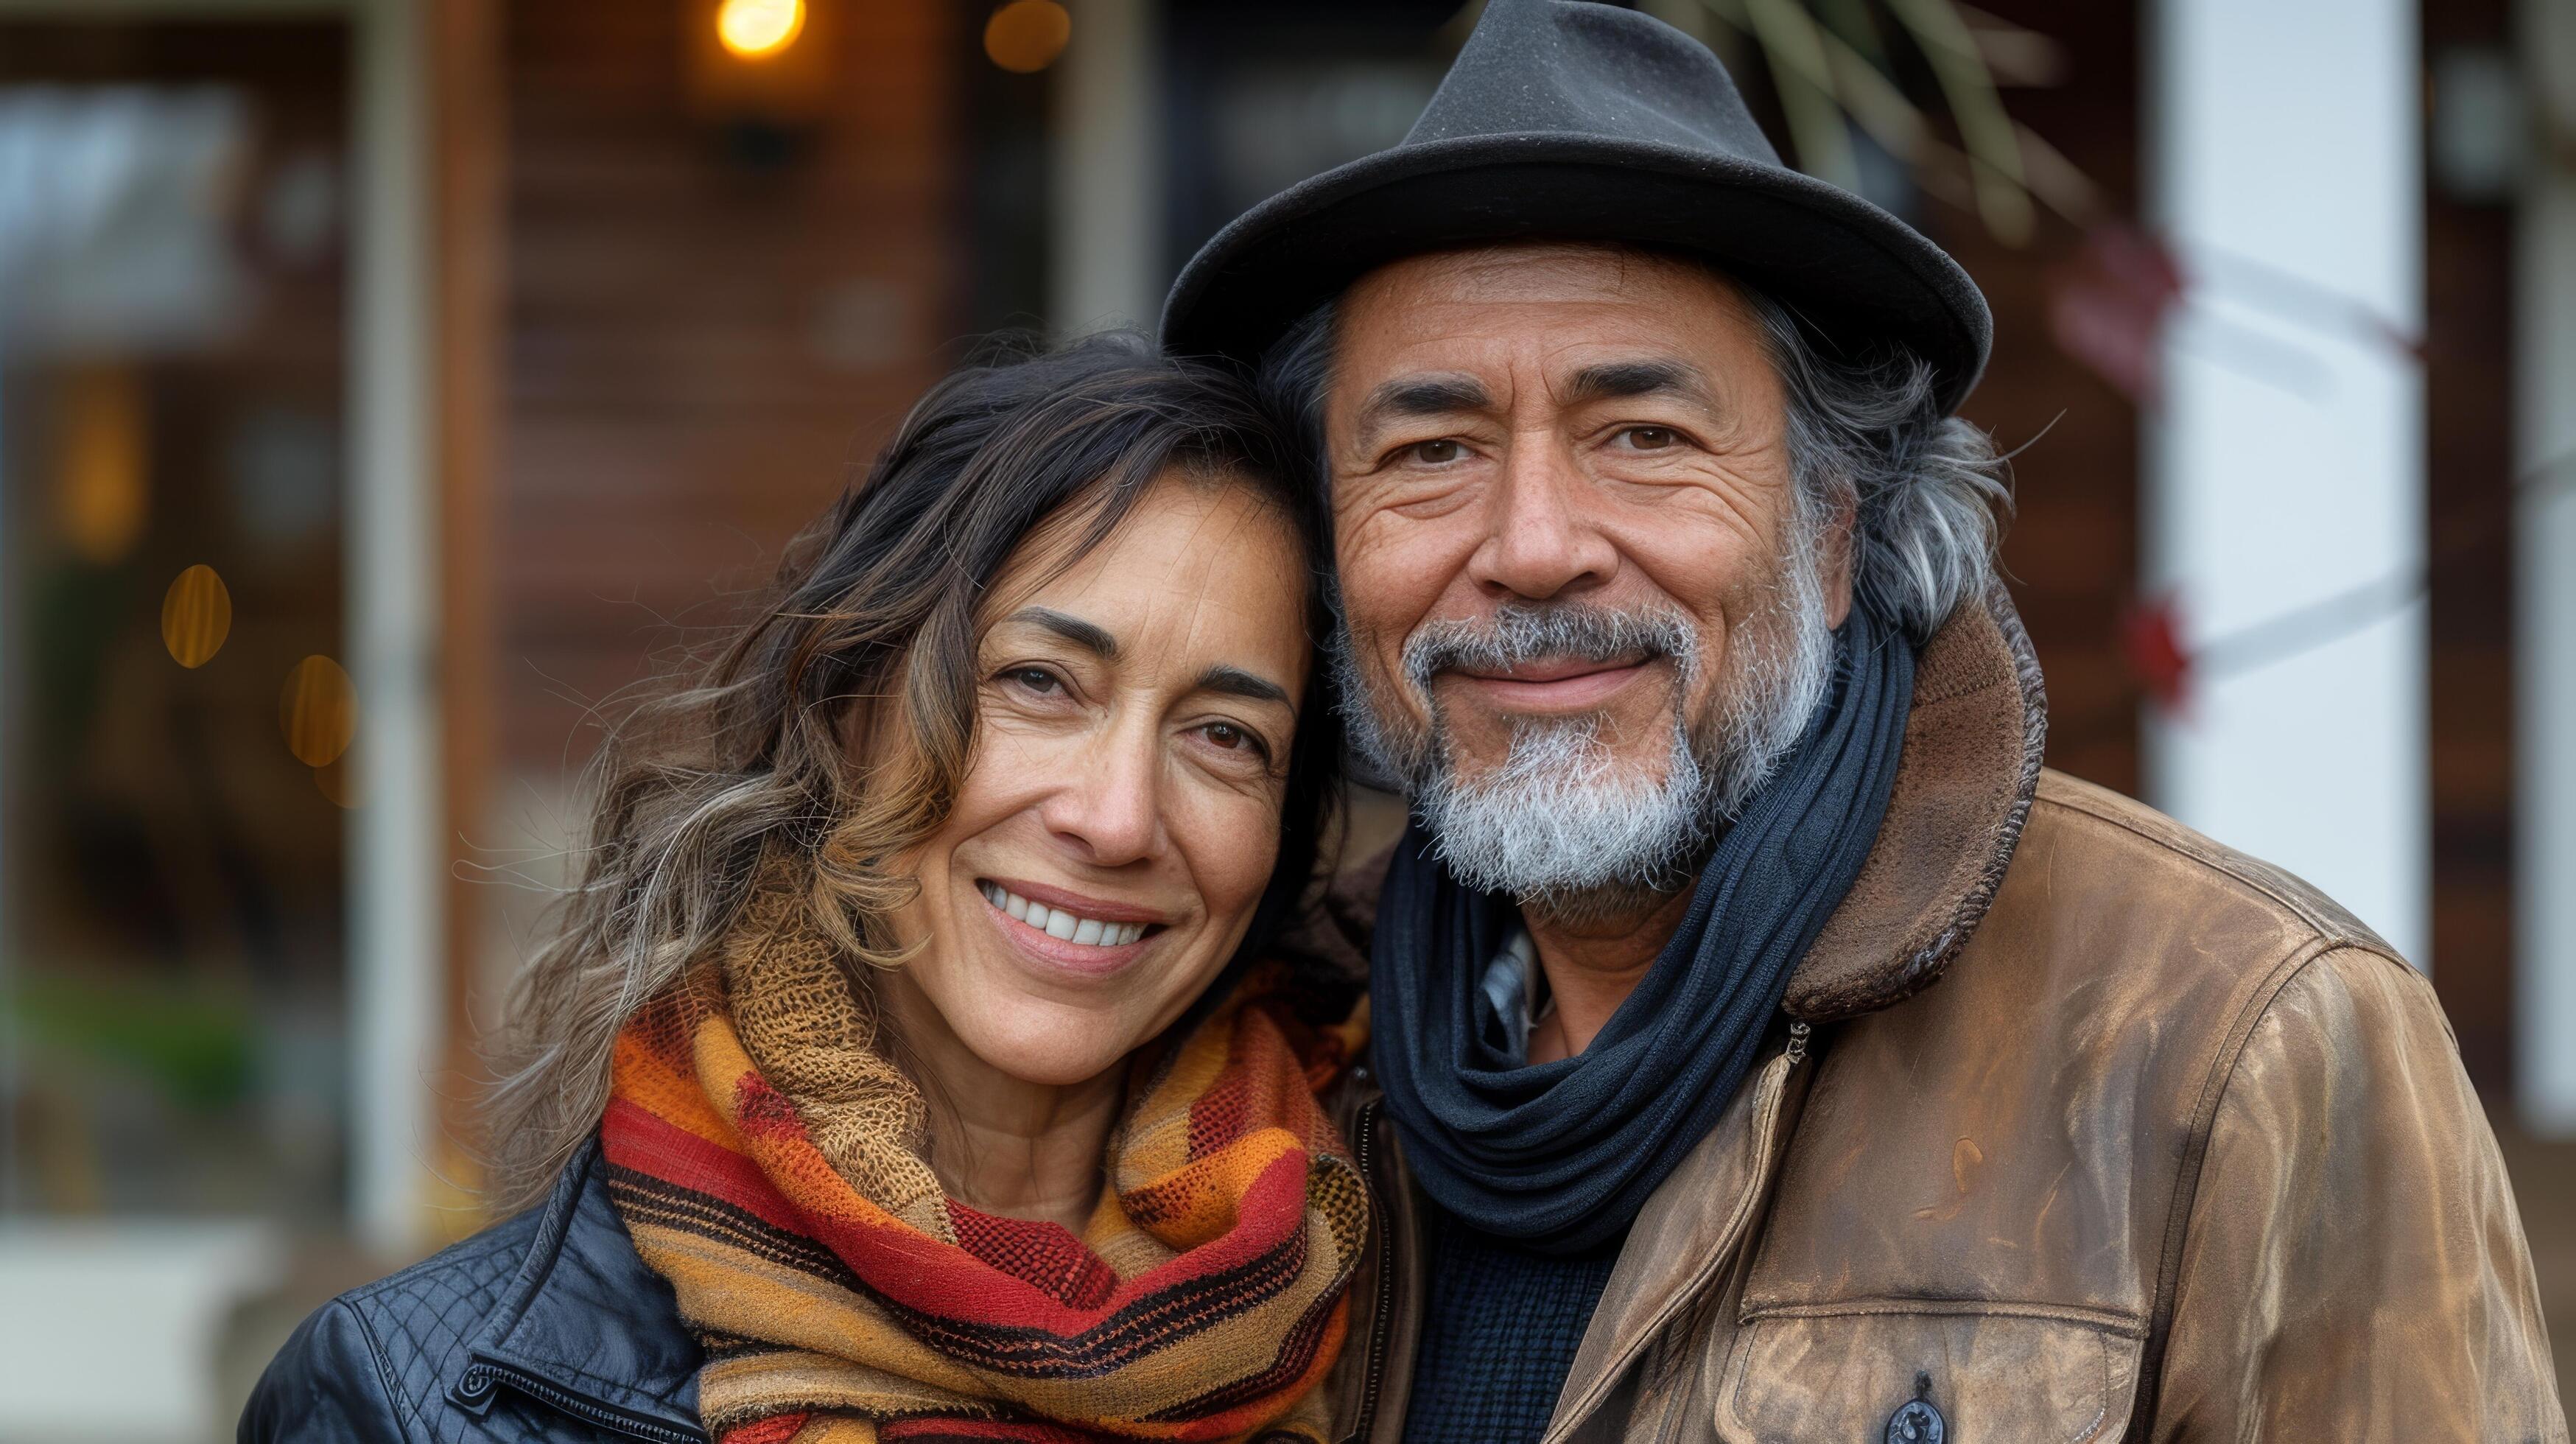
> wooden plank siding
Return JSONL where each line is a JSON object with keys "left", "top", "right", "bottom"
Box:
{"left": 496, "top": 0, "right": 963, "bottom": 778}
{"left": 1932, "top": 0, "right": 2144, "bottom": 801}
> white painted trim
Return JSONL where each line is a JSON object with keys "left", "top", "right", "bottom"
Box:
{"left": 2515, "top": 0, "right": 2576, "bottom": 1135}
{"left": 345, "top": 0, "right": 443, "bottom": 1253}
{"left": 0, "top": 0, "right": 445, "bottom": 1247}
{"left": 2142, "top": 0, "right": 2430, "bottom": 967}
{"left": 0, "top": 1222, "right": 283, "bottom": 1437}
{"left": 1048, "top": 0, "right": 1163, "bottom": 335}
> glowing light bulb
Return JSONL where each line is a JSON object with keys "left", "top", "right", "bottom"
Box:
{"left": 717, "top": 0, "right": 804, "bottom": 59}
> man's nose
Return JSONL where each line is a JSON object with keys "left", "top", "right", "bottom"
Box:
{"left": 1038, "top": 719, "right": 1162, "bottom": 867}
{"left": 1464, "top": 442, "right": 1618, "bottom": 603}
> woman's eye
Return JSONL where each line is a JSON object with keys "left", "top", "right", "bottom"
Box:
{"left": 1616, "top": 426, "right": 1680, "bottom": 451}
{"left": 1198, "top": 722, "right": 1268, "bottom": 758}
{"left": 1405, "top": 438, "right": 1467, "bottom": 465}
{"left": 1007, "top": 667, "right": 1062, "bottom": 695}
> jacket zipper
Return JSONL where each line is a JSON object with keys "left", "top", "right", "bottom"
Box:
{"left": 457, "top": 1361, "right": 703, "bottom": 1444}
{"left": 1345, "top": 1097, "right": 1398, "bottom": 1444}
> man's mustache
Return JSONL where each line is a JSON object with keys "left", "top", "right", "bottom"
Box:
{"left": 1402, "top": 603, "right": 1699, "bottom": 693}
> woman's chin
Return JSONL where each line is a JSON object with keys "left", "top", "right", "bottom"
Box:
{"left": 955, "top": 1011, "right": 1138, "bottom": 1090}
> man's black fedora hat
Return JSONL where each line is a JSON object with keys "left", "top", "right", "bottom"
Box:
{"left": 1162, "top": 0, "right": 1993, "bottom": 413}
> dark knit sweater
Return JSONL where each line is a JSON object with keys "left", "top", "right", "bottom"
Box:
{"left": 1399, "top": 1202, "right": 1626, "bottom": 1444}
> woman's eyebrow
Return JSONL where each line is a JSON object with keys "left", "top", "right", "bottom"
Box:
{"left": 1015, "top": 608, "right": 1288, "bottom": 707}
{"left": 1015, "top": 606, "right": 1120, "bottom": 661}
{"left": 1194, "top": 664, "right": 1291, "bottom": 707}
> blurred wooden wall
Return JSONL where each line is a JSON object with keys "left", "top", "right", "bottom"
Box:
{"left": 496, "top": 0, "right": 963, "bottom": 771}
{"left": 2423, "top": 0, "right": 2519, "bottom": 1098}
{"left": 434, "top": 0, "right": 966, "bottom": 1179}
{"left": 1934, "top": 0, "right": 2143, "bottom": 799}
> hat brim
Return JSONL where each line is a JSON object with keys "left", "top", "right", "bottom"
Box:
{"left": 1162, "top": 133, "right": 1992, "bottom": 414}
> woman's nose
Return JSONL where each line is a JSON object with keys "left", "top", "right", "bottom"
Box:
{"left": 1039, "top": 724, "right": 1162, "bottom": 866}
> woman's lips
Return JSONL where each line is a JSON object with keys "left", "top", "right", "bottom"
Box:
{"left": 976, "top": 878, "right": 1162, "bottom": 978}
{"left": 983, "top": 876, "right": 1167, "bottom": 925}
{"left": 1443, "top": 656, "right": 1658, "bottom": 713}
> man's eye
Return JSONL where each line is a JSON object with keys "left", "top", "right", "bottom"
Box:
{"left": 1616, "top": 426, "right": 1680, "bottom": 451}
{"left": 1406, "top": 438, "right": 1467, "bottom": 465}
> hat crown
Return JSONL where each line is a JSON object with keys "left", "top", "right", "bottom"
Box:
{"left": 1160, "top": 0, "right": 1992, "bottom": 414}
{"left": 1405, "top": 0, "right": 1780, "bottom": 167}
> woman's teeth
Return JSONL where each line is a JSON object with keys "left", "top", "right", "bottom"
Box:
{"left": 977, "top": 882, "right": 1148, "bottom": 947}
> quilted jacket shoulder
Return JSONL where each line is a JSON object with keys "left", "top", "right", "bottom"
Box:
{"left": 239, "top": 1139, "right": 705, "bottom": 1443}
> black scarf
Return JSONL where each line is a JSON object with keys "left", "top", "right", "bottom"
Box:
{"left": 1369, "top": 609, "right": 1915, "bottom": 1252}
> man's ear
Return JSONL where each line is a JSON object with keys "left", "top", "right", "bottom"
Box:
{"left": 1820, "top": 494, "right": 1858, "bottom": 628}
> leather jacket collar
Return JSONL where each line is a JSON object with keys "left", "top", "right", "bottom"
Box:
{"left": 1781, "top": 581, "right": 2047, "bottom": 1020}
{"left": 452, "top": 1138, "right": 707, "bottom": 1442}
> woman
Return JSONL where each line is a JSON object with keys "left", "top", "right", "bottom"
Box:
{"left": 243, "top": 334, "right": 1375, "bottom": 1443}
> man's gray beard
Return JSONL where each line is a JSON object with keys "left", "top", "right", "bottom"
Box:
{"left": 1334, "top": 525, "right": 1838, "bottom": 923}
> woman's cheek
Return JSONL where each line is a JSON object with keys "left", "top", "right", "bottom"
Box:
{"left": 1170, "top": 777, "right": 1283, "bottom": 942}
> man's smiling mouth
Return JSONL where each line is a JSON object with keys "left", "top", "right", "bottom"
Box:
{"left": 1442, "top": 654, "right": 1666, "bottom": 712}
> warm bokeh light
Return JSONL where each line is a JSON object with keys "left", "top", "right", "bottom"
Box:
{"left": 984, "top": 0, "right": 1070, "bottom": 74}
{"left": 313, "top": 751, "right": 362, "bottom": 809}
{"left": 160, "top": 564, "right": 233, "bottom": 668}
{"left": 717, "top": 0, "right": 804, "bottom": 60}
{"left": 279, "top": 654, "right": 357, "bottom": 768}
{"left": 57, "top": 366, "right": 148, "bottom": 564}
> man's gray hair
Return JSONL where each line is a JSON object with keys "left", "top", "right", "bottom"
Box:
{"left": 1254, "top": 271, "right": 2010, "bottom": 642}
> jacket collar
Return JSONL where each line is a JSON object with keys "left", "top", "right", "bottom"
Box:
{"left": 1780, "top": 581, "right": 2048, "bottom": 1021}
{"left": 454, "top": 1137, "right": 706, "bottom": 1442}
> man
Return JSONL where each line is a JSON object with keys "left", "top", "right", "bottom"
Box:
{"left": 1164, "top": 1, "right": 2567, "bottom": 1441}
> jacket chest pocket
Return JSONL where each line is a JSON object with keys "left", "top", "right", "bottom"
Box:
{"left": 1711, "top": 1308, "right": 2143, "bottom": 1443}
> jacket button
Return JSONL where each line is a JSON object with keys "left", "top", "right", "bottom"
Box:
{"left": 1885, "top": 1373, "right": 1944, "bottom": 1443}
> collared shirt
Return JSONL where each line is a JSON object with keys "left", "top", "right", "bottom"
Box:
{"left": 1475, "top": 925, "right": 1549, "bottom": 1065}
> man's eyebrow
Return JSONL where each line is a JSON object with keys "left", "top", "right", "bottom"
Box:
{"left": 1013, "top": 607, "right": 1119, "bottom": 660}
{"left": 1562, "top": 358, "right": 1718, "bottom": 410}
{"left": 1352, "top": 373, "right": 1492, "bottom": 447}
{"left": 1193, "top": 664, "right": 1293, "bottom": 708}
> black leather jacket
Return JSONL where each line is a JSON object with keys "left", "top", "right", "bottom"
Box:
{"left": 239, "top": 1138, "right": 709, "bottom": 1442}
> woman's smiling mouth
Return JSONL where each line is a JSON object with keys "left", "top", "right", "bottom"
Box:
{"left": 977, "top": 879, "right": 1154, "bottom": 947}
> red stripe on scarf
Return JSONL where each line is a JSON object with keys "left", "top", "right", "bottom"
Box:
{"left": 600, "top": 1098, "right": 813, "bottom": 1240}
{"left": 794, "top": 1150, "right": 1315, "bottom": 1338}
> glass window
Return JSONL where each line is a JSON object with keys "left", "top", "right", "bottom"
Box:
{"left": 0, "top": 18, "right": 352, "bottom": 1227}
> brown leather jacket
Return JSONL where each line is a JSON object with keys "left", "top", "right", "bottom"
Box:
{"left": 1305, "top": 586, "right": 2566, "bottom": 1443}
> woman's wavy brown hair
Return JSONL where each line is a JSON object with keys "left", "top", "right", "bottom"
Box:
{"left": 480, "top": 332, "right": 1341, "bottom": 1210}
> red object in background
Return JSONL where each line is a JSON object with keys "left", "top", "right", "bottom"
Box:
{"left": 2046, "top": 222, "right": 2188, "bottom": 407}
{"left": 2120, "top": 592, "right": 2194, "bottom": 713}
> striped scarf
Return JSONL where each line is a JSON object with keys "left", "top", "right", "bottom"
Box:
{"left": 601, "top": 883, "right": 1370, "bottom": 1444}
